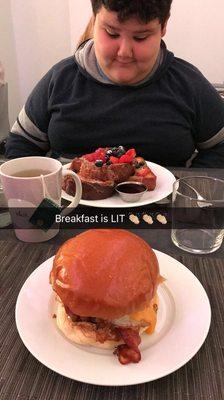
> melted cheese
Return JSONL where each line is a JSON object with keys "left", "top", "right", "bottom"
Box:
{"left": 130, "top": 294, "right": 159, "bottom": 334}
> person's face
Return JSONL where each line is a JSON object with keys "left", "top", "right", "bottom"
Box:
{"left": 93, "top": 7, "right": 168, "bottom": 85}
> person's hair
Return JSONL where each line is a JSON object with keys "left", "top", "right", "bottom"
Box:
{"left": 90, "top": 0, "right": 172, "bottom": 26}
{"left": 77, "top": 16, "right": 94, "bottom": 47}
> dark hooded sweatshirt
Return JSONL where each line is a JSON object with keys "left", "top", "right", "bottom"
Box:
{"left": 5, "top": 41, "right": 224, "bottom": 167}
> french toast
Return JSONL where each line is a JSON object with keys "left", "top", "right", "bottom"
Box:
{"left": 62, "top": 148, "right": 156, "bottom": 200}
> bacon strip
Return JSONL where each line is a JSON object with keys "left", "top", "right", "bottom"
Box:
{"left": 64, "top": 307, "right": 142, "bottom": 364}
{"left": 118, "top": 327, "right": 141, "bottom": 348}
{"left": 114, "top": 345, "right": 141, "bottom": 364}
{"left": 64, "top": 306, "right": 121, "bottom": 342}
{"left": 114, "top": 327, "right": 141, "bottom": 365}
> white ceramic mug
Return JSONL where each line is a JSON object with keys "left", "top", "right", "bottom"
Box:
{"left": 0, "top": 156, "right": 82, "bottom": 242}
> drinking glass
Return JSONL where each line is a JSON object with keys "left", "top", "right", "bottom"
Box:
{"left": 171, "top": 176, "right": 224, "bottom": 254}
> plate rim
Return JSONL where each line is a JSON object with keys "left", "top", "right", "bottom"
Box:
{"left": 15, "top": 250, "right": 211, "bottom": 386}
{"left": 62, "top": 161, "right": 176, "bottom": 208}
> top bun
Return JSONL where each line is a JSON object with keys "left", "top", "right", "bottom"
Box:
{"left": 50, "top": 229, "right": 159, "bottom": 320}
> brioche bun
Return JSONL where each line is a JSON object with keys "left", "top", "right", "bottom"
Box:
{"left": 50, "top": 229, "right": 159, "bottom": 320}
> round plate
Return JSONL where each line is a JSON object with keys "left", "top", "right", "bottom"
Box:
{"left": 15, "top": 251, "right": 211, "bottom": 386}
{"left": 62, "top": 161, "right": 176, "bottom": 208}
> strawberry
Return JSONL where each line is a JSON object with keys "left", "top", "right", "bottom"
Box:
{"left": 83, "top": 148, "right": 106, "bottom": 163}
{"left": 119, "top": 148, "right": 136, "bottom": 163}
{"left": 110, "top": 156, "right": 119, "bottom": 164}
{"left": 125, "top": 149, "right": 136, "bottom": 159}
{"left": 136, "top": 167, "right": 149, "bottom": 177}
{"left": 119, "top": 154, "right": 132, "bottom": 163}
{"left": 94, "top": 148, "right": 107, "bottom": 163}
{"left": 83, "top": 153, "right": 96, "bottom": 162}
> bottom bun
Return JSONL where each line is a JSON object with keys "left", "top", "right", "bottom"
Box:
{"left": 55, "top": 300, "right": 148, "bottom": 349}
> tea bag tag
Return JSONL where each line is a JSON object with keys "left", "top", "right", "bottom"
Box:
{"left": 29, "top": 198, "right": 62, "bottom": 231}
{"left": 29, "top": 174, "right": 62, "bottom": 231}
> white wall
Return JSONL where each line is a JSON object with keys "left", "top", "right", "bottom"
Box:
{"left": 165, "top": 0, "right": 224, "bottom": 83}
{"left": 0, "top": 0, "right": 71, "bottom": 126}
{"left": 0, "top": 0, "right": 21, "bottom": 126}
{"left": 1, "top": 0, "right": 224, "bottom": 127}
{"left": 69, "top": 0, "right": 92, "bottom": 53}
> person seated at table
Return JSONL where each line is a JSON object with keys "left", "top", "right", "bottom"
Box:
{"left": 5, "top": 0, "right": 224, "bottom": 167}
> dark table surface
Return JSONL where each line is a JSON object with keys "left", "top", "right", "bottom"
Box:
{"left": 0, "top": 168, "right": 224, "bottom": 400}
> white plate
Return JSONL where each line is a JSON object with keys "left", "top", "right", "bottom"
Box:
{"left": 15, "top": 250, "right": 211, "bottom": 386}
{"left": 62, "top": 161, "right": 176, "bottom": 208}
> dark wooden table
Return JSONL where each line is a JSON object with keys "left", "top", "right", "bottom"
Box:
{"left": 0, "top": 168, "right": 224, "bottom": 400}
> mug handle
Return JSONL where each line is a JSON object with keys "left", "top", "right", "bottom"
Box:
{"left": 61, "top": 170, "right": 82, "bottom": 216}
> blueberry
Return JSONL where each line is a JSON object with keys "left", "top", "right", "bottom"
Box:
{"left": 111, "top": 146, "right": 126, "bottom": 158}
{"left": 106, "top": 149, "right": 113, "bottom": 156}
{"left": 135, "top": 160, "right": 145, "bottom": 169}
{"left": 116, "top": 149, "right": 126, "bottom": 158}
{"left": 95, "top": 160, "right": 103, "bottom": 167}
{"left": 111, "top": 147, "right": 119, "bottom": 155}
{"left": 112, "top": 150, "right": 119, "bottom": 156}
{"left": 135, "top": 163, "right": 141, "bottom": 169}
